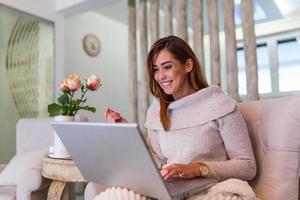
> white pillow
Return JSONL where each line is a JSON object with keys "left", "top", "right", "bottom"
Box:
{"left": 0, "top": 149, "right": 47, "bottom": 186}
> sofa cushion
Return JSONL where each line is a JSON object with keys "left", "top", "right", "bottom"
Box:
{"left": 258, "top": 96, "right": 300, "bottom": 200}
{"left": 239, "top": 96, "right": 300, "bottom": 200}
{"left": 267, "top": 96, "right": 300, "bottom": 151}
{"left": 0, "top": 149, "right": 47, "bottom": 186}
{"left": 0, "top": 186, "right": 16, "bottom": 200}
{"left": 254, "top": 151, "right": 299, "bottom": 200}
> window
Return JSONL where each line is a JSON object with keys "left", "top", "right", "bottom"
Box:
{"left": 277, "top": 38, "right": 300, "bottom": 92}
{"left": 237, "top": 33, "right": 300, "bottom": 98}
{"left": 237, "top": 43, "right": 271, "bottom": 95}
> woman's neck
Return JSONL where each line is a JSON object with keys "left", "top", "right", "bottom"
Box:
{"left": 173, "top": 87, "right": 197, "bottom": 101}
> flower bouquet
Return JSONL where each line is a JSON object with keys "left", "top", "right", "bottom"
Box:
{"left": 48, "top": 74, "right": 101, "bottom": 117}
{"left": 48, "top": 74, "right": 101, "bottom": 158}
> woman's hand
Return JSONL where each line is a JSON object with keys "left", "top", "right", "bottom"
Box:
{"left": 104, "top": 107, "right": 128, "bottom": 123}
{"left": 160, "top": 163, "right": 201, "bottom": 181}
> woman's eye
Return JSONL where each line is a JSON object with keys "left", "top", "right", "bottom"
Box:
{"left": 164, "top": 65, "right": 172, "bottom": 69}
{"left": 153, "top": 68, "right": 158, "bottom": 72}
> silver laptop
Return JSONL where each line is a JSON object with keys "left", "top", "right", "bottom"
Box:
{"left": 51, "top": 122, "right": 218, "bottom": 200}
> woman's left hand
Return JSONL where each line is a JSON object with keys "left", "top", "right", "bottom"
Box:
{"left": 160, "top": 163, "right": 201, "bottom": 181}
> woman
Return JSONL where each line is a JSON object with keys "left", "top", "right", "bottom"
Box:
{"left": 102, "top": 35, "right": 256, "bottom": 199}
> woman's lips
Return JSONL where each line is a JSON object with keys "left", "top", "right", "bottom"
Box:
{"left": 161, "top": 80, "right": 173, "bottom": 86}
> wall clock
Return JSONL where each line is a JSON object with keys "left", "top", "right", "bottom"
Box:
{"left": 82, "top": 34, "right": 101, "bottom": 57}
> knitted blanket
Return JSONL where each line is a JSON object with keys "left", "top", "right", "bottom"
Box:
{"left": 94, "top": 179, "right": 258, "bottom": 200}
{"left": 187, "top": 179, "right": 258, "bottom": 200}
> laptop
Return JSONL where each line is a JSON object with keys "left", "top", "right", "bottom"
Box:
{"left": 51, "top": 122, "right": 218, "bottom": 200}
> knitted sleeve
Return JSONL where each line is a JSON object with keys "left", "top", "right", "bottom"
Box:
{"left": 202, "top": 108, "right": 257, "bottom": 181}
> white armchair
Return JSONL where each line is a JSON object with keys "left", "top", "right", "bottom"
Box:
{"left": 0, "top": 118, "right": 54, "bottom": 200}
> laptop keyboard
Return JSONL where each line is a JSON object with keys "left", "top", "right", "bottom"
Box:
{"left": 165, "top": 179, "right": 187, "bottom": 189}
{"left": 164, "top": 177, "right": 217, "bottom": 199}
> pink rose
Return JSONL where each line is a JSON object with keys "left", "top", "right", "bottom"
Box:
{"left": 60, "top": 79, "right": 70, "bottom": 92}
{"left": 66, "top": 74, "right": 82, "bottom": 91}
{"left": 87, "top": 75, "right": 101, "bottom": 90}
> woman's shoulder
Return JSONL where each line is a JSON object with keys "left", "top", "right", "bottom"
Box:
{"left": 144, "top": 86, "right": 238, "bottom": 131}
{"left": 166, "top": 86, "right": 237, "bottom": 130}
{"left": 168, "top": 85, "right": 236, "bottom": 112}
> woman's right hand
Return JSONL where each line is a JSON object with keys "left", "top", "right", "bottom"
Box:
{"left": 104, "top": 107, "right": 128, "bottom": 123}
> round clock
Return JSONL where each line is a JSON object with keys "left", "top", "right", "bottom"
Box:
{"left": 82, "top": 34, "right": 101, "bottom": 57}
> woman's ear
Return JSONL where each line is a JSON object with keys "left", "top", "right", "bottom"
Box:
{"left": 185, "top": 58, "right": 193, "bottom": 73}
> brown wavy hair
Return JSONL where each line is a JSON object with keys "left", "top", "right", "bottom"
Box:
{"left": 147, "top": 35, "right": 208, "bottom": 131}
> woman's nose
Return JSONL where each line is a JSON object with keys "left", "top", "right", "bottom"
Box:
{"left": 157, "top": 70, "right": 166, "bottom": 80}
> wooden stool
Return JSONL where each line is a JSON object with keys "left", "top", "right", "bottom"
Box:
{"left": 42, "top": 156, "right": 86, "bottom": 200}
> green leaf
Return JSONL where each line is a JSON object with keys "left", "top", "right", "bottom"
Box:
{"left": 62, "top": 104, "right": 70, "bottom": 115}
{"left": 80, "top": 106, "right": 96, "bottom": 113}
{"left": 48, "top": 103, "right": 63, "bottom": 116}
{"left": 57, "top": 93, "right": 70, "bottom": 105}
{"left": 71, "top": 99, "right": 81, "bottom": 107}
{"left": 66, "top": 99, "right": 81, "bottom": 116}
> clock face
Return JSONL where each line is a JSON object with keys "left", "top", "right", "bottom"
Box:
{"left": 83, "top": 34, "right": 101, "bottom": 57}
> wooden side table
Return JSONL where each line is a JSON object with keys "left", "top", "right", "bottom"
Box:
{"left": 42, "top": 156, "right": 86, "bottom": 200}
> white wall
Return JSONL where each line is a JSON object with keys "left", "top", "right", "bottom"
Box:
{"left": 56, "top": 0, "right": 120, "bottom": 17}
{"left": 65, "top": 11, "right": 130, "bottom": 122}
{"left": 0, "top": 0, "right": 55, "bottom": 21}
{"left": 56, "top": 0, "right": 86, "bottom": 11}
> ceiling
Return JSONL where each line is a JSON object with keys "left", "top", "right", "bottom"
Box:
{"left": 94, "top": 0, "right": 300, "bottom": 31}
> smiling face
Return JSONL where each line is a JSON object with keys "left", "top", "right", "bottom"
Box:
{"left": 153, "top": 48, "right": 195, "bottom": 100}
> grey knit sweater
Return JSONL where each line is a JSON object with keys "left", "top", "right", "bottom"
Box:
{"left": 144, "top": 85, "right": 256, "bottom": 181}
